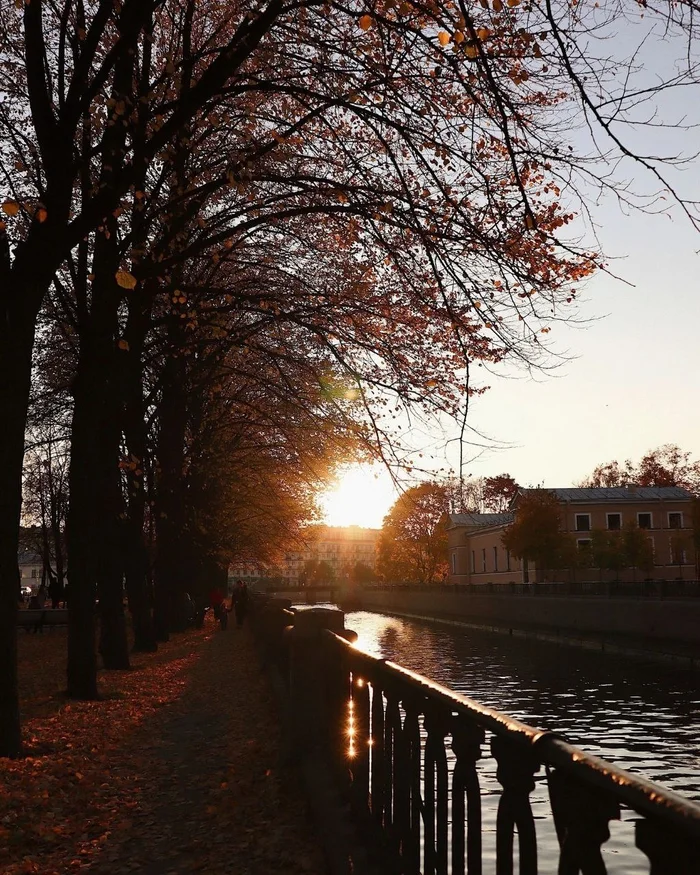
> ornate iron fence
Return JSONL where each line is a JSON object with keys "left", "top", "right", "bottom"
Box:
{"left": 251, "top": 598, "right": 700, "bottom": 874}
{"left": 326, "top": 632, "right": 700, "bottom": 875}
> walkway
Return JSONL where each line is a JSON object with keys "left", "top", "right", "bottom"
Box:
{"left": 85, "top": 622, "right": 326, "bottom": 874}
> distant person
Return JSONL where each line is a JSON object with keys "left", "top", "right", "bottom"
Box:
{"left": 35, "top": 583, "right": 47, "bottom": 609}
{"left": 209, "top": 586, "right": 226, "bottom": 630}
{"left": 48, "top": 577, "right": 64, "bottom": 609}
{"left": 232, "top": 580, "right": 249, "bottom": 628}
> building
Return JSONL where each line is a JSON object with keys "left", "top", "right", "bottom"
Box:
{"left": 18, "top": 551, "right": 43, "bottom": 589}
{"left": 447, "top": 487, "right": 697, "bottom": 585}
{"left": 229, "top": 525, "right": 380, "bottom": 586}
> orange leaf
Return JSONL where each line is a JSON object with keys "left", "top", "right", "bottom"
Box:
{"left": 118, "top": 339, "right": 130, "bottom": 351}
{"left": 358, "top": 14, "right": 372, "bottom": 29}
{"left": 35, "top": 207, "right": 47, "bottom": 223}
{"left": 115, "top": 270, "right": 137, "bottom": 290}
{"left": 2, "top": 199, "right": 19, "bottom": 217}
{"left": 438, "top": 31, "right": 450, "bottom": 46}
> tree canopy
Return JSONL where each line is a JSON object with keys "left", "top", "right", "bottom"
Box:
{"left": 377, "top": 481, "right": 450, "bottom": 584}
{"left": 580, "top": 445, "right": 700, "bottom": 494}
{"left": 2, "top": 0, "right": 700, "bottom": 757}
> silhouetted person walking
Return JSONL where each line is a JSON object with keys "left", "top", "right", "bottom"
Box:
{"left": 232, "top": 580, "right": 249, "bottom": 627}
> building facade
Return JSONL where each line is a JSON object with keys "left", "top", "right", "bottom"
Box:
{"left": 448, "top": 487, "right": 697, "bottom": 585}
{"left": 229, "top": 524, "right": 380, "bottom": 586}
{"left": 18, "top": 551, "right": 43, "bottom": 589}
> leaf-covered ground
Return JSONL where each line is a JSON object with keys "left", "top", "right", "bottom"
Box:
{"left": 4, "top": 620, "right": 326, "bottom": 873}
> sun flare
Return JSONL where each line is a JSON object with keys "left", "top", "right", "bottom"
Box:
{"left": 319, "top": 464, "right": 397, "bottom": 529}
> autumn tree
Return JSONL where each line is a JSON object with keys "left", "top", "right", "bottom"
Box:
{"left": 350, "top": 562, "right": 376, "bottom": 586}
{"left": 378, "top": 482, "right": 449, "bottom": 584}
{"left": 1, "top": 0, "right": 700, "bottom": 758}
{"left": 482, "top": 475, "right": 519, "bottom": 514}
{"left": 503, "top": 489, "right": 572, "bottom": 580}
{"left": 581, "top": 446, "right": 700, "bottom": 493}
{"left": 622, "top": 522, "right": 654, "bottom": 582}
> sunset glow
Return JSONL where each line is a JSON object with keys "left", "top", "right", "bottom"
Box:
{"left": 319, "top": 464, "right": 398, "bottom": 529}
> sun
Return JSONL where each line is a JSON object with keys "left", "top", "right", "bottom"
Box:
{"left": 319, "top": 464, "right": 398, "bottom": 529}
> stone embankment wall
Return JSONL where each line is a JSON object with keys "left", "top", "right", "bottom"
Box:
{"left": 358, "top": 589, "right": 700, "bottom": 646}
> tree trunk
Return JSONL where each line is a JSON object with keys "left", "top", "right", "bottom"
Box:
{"left": 67, "top": 255, "right": 132, "bottom": 688}
{"left": 154, "top": 344, "right": 189, "bottom": 637}
{"left": 123, "top": 299, "right": 156, "bottom": 652}
{"left": 66, "top": 374, "right": 100, "bottom": 699}
{"left": 0, "top": 243, "right": 57, "bottom": 755}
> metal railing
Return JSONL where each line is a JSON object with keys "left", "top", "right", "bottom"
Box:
{"left": 251, "top": 597, "right": 700, "bottom": 875}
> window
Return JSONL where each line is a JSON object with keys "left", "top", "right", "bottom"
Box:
{"left": 493, "top": 546, "right": 498, "bottom": 572}
{"left": 482, "top": 548, "right": 486, "bottom": 572}
{"left": 669, "top": 544, "right": 687, "bottom": 564}
{"left": 668, "top": 512, "right": 683, "bottom": 529}
{"left": 452, "top": 553, "right": 456, "bottom": 574}
{"left": 575, "top": 514, "right": 591, "bottom": 532}
{"left": 31, "top": 569, "right": 39, "bottom": 579}
{"left": 606, "top": 513, "right": 621, "bottom": 531}
{"left": 471, "top": 551, "right": 475, "bottom": 573}
{"left": 637, "top": 512, "right": 652, "bottom": 529}
{"left": 577, "top": 539, "right": 592, "bottom": 551}
{"left": 506, "top": 549, "right": 511, "bottom": 572}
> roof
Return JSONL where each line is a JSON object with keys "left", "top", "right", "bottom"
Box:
{"left": 447, "top": 512, "right": 514, "bottom": 528}
{"left": 518, "top": 487, "right": 694, "bottom": 503}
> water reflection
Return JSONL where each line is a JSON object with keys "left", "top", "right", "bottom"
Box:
{"left": 344, "top": 609, "right": 700, "bottom": 875}
{"left": 347, "top": 610, "right": 700, "bottom": 799}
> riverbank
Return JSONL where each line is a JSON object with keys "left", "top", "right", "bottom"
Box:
{"left": 362, "top": 608, "right": 700, "bottom": 670}
{"left": 5, "top": 621, "right": 325, "bottom": 874}
{"left": 356, "top": 588, "right": 700, "bottom": 668}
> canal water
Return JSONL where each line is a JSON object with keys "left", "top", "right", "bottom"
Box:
{"left": 338, "top": 608, "right": 700, "bottom": 874}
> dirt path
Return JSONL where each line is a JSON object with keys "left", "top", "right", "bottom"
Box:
{"left": 85, "top": 624, "right": 326, "bottom": 874}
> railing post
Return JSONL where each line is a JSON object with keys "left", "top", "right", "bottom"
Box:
{"left": 547, "top": 769, "right": 620, "bottom": 874}
{"left": 636, "top": 818, "right": 698, "bottom": 875}
{"left": 491, "top": 735, "right": 539, "bottom": 875}
{"left": 287, "top": 607, "right": 348, "bottom": 755}
{"left": 451, "top": 717, "right": 485, "bottom": 875}
{"left": 423, "top": 707, "right": 449, "bottom": 875}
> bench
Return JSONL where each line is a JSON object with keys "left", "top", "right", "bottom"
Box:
{"left": 17, "top": 609, "right": 69, "bottom": 633}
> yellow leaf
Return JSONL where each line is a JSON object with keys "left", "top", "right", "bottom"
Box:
{"left": 358, "top": 14, "right": 372, "bottom": 29}
{"left": 115, "top": 270, "right": 137, "bottom": 290}
{"left": 118, "top": 339, "right": 130, "bottom": 351}
{"left": 438, "top": 31, "right": 450, "bottom": 46}
{"left": 474, "top": 301, "right": 482, "bottom": 309}
{"left": 454, "top": 31, "right": 465, "bottom": 44}
{"left": 2, "top": 199, "right": 19, "bottom": 217}
{"left": 465, "top": 44, "right": 478, "bottom": 59}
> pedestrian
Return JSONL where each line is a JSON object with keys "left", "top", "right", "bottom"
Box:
{"left": 208, "top": 586, "right": 226, "bottom": 630}
{"left": 48, "top": 577, "right": 64, "bottom": 609}
{"left": 232, "top": 579, "right": 249, "bottom": 627}
{"left": 35, "top": 583, "right": 47, "bottom": 609}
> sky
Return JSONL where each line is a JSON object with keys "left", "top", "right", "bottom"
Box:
{"left": 321, "top": 15, "right": 700, "bottom": 529}
{"left": 321, "top": 199, "right": 700, "bottom": 529}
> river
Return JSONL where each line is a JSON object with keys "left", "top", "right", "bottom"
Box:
{"left": 338, "top": 608, "right": 700, "bottom": 874}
